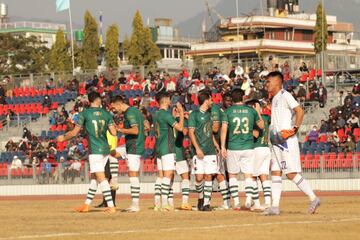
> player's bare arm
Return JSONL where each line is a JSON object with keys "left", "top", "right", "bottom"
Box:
{"left": 212, "top": 134, "right": 220, "bottom": 153}
{"left": 293, "top": 105, "right": 304, "bottom": 129}
{"left": 57, "top": 125, "right": 81, "bottom": 142}
{"left": 212, "top": 121, "right": 220, "bottom": 134}
{"left": 173, "top": 103, "right": 185, "bottom": 132}
{"left": 189, "top": 128, "right": 204, "bottom": 159}
{"left": 220, "top": 122, "right": 228, "bottom": 159}
{"left": 254, "top": 103, "right": 265, "bottom": 129}
{"left": 108, "top": 125, "right": 117, "bottom": 136}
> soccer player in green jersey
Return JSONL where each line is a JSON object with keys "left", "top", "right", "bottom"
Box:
{"left": 173, "top": 107, "right": 192, "bottom": 210}
{"left": 57, "top": 91, "right": 117, "bottom": 213}
{"left": 205, "top": 93, "right": 231, "bottom": 210}
{"left": 155, "top": 92, "right": 184, "bottom": 211}
{"left": 110, "top": 95, "right": 145, "bottom": 212}
{"left": 189, "top": 91, "right": 220, "bottom": 211}
{"left": 220, "top": 89, "right": 264, "bottom": 210}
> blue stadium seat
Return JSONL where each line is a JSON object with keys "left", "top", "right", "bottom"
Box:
{"left": 301, "top": 142, "right": 310, "bottom": 154}
{"left": 357, "top": 142, "right": 360, "bottom": 152}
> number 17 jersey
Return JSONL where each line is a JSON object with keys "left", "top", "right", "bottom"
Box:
{"left": 222, "top": 104, "right": 259, "bottom": 151}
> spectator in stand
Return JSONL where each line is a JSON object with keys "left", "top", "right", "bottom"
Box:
{"left": 166, "top": 79, "right": 176, "bottom": 92}
{"left": 229, "top": 66, "right": 236, "bottom": 79}
{"left": 56, "top": 109, "right": 66, "bottom": 126}
{"left": 318, "top": 83, "right": 327, "bottom": 107}
{"left": 352, "top": 83, "right": 360, "bottom": 96}
{"left": 235, "top": 64, "right": 244, "bottom": 77}
{"left": 319, "top": 120, "right": 329, "bottom": 134}
{"left": 337, "top": 90, "right": 345, "bottom": 106}
{"left": 64, "top": 159, "right": 82, "bottom": 183}
{"left": 192, "top": 68, "right": 201, "bottom": 80}
{"left": 297, "top": 84, "right": 307, "bottom": 102}
{"left": 119, "top": 71, "right": 127, "bottom": 84}
{"left": 0, "top": 81, "right": 5, "bottom": 104}
{"left": 140, "top": 92, "right": 152, "bottom": 110}
{"left": 22, "top": 127, "right": 32, "bottom": 141}
{"left": 347, "top": 113, "right": 359, "bottom": 129}
{"left": 42, "top": 95, "right": 52, "bottom": 108}
{"left": 259, "top": 67, "right": 269, "bottom": 79}
{"left": 46, "top": 78, "right": 55, "bottom": 90}
{"left": 11, "top": 156, "right": 23, "bottom": 170}
{"left": 341, "top": 100, "right": 353, "bottom": 120}
{"left": 40, "top": 159, "right": 52, "bottom": 184}
{"left": 308, "top": 126, "right": 319, "bottom": 144}
{"left": 69, "top": 78, "right": 79, "bottom": 92}
{"left": 344, "top": 91, "right": 353, "bottom": 104}
{"left": 5, "top": 139, "right": 17, "bottom": 151}
{"left": 300, "top": 62, "right": 309, "bottom": 73}
{"left": 337, "top": 116, "right": 346, "bottom": 129}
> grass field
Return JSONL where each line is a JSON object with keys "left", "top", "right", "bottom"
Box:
{"left": 1, "top": 193, "right": 360, "bottom": 240}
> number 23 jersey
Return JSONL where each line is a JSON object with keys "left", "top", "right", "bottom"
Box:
{"left": 222, "top": 104, "right": 259, "bottom": 151}
{"left": 76, "top": 107, "right": 114, "bottom": 155}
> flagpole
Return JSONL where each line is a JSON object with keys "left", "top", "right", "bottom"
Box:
{"left": 68, "top": 0, "right": 75, "bottom": 74}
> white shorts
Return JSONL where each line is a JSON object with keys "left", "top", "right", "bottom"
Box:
{"left": 116, "top": 146, "right": 127, "bottom": 159}
{"left": 126, "top": 154, "right": 141, "bottom": 172}
{"left": 175, "top": 160, "right": 190, "bottom": 175}
{"left": 253, "top": 147, "right": 271, "bottom": 177}
{"left": 226, "top": 149, "right": 254, "bottom": 174}
{"left": 157, "top": 154, "right": 176, "bottom": 171}
{"left": 89, "top": 154, "right": 108, "bottom": 173}
{"left": 192, "top": 155, "right": 218, "bottom": 175}
{"left": 217, "top": 155, "right": 227, "bottom": 175}
{"left": 271, "top": 137, "right": 302, "bottom": 174}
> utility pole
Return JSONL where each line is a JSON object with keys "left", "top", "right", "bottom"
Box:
{"left": 236, "top": 0, "right": 240, "bottom": 64}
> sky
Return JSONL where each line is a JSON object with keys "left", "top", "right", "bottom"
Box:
{"left": 1, "top": 0, "right": 222, "bottom": 38}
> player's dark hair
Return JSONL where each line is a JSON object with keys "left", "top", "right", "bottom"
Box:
{"left": 110, "top": 95, "right": 125, "bottom": 104}
{"left": 155, "top": 91, "right": 170, "bottom": 103}
{"left": 267, "top": 71, "right": 284, "bottom": 82}
{"left": 222, "top": 91, "right": 232, "bottom": 100}
{"left": 88, "top": 91, "right": 101, "bottom": 103}
{"left": 198, "top": 91, "right": 211, "bottom": 106}
{"left": 231, "top": 89, "right": 245, "bottom": 103}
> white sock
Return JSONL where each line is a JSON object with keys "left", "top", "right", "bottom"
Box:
{"left": 229, "top": 178, "right": 240, "bottom": 206}
{"left": 195, "top": 180, "right": 204, "bottom": 199}
{"left": 262, "top": 180, "right": 272, "bottom": 205}
{"left": 181, "top": 179, "right": 190, "bottom": 204}
{"left": 203, "top": 181, "right": 213, "bottom": 206}
{"left": 219, "top": 180, "right": 230, "bottom": 207}
{"left": 85, "top": 179, "right": 98, "bottom": 205}
{"left": 109, "top": 156, "right": 118, "bottom": 177}
{"left": 99, "top": 180, "right": 114, "bottom": 207}
{"left": 292, "top": 174, "right": 316, "bottom": 201}
{"left": 271, "top": 176, "right": 282, "bottom": 207}
{"left": 129, "top": 177, "right": 140, "bottom": 206}
{"left": 252, "top": 180, "right": 260, "bottom": 208}
{"left": 154, "top": 177, "right": 162, "bottom": 207}
{"left": 244, "top": 178, "right": 253, "bottom": 205}
{"left": 161, "top": 177, "right": 171, "bottom": 207}
{"left": 168, "top": 182, "right": 174, "bottom": 207}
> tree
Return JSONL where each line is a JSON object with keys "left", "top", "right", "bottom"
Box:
{"left": 122, "top": 35, "right": 131, "bottom": 58}
{"left": 49, "top": 29, "right": 72, "bottom": 72}
{"left": 314, "top": 2, "right": 328, "bottom": 54}
{"left": 126, "top": 10, "right": 161, "bottom": 68}
{"left": 82, "top": 11, "right": 99, "bottom": 69}
{"left": 105, "top": 24, "right": 120, "bottom": 69}
{"left": 0, "top": 34, "right": 50, "bottom": 74}
{"left": 142, "top": 27, "right": 161, "bottom": 67}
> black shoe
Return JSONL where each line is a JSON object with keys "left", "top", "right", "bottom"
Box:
{"left": 111, "top": 189, "right": 117, "bottom": 207}
{"left": 95, "top": 200, "right": 107, "bottom": 208}
{"left": 202, "top": 205, "right": 212, "bottom": 212}
{"left": 197, "top": 198, "right": 204, "bottom": 211}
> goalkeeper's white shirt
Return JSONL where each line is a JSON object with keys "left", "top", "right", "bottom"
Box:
{"left": 270, "top": 89, "right": 299, "bottom": 132}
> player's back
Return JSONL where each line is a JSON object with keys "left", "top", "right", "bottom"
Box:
{"left": 224, "top": 104, "right": 258, "bottom": 151}
{"left": 155, "top": 109, "right": 176, "bottom": 157}
{"left": 123, "top": 107, "right": 145, "bottom": 155}
{"left": 79, "top": 107, "right": 112, "bottom": 155}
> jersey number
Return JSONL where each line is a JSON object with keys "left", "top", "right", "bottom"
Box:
{"left": 92, "top": 120, "right": 105, "bottom": 138}
{"left": 232, "top": 117, "right": 249, "bottom": 135}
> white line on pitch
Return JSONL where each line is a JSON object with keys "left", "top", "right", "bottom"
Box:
{"left": 1, "top": 217, "right": 360, "bottom": 240}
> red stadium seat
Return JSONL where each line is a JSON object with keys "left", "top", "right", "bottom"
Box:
{"left": 354, "top": 128, "right": 360, "bottom": 142}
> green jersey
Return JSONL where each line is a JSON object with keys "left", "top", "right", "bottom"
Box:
{"left": 123, "top": 107, "right": 145, "bottom": 155}
{"left": 188, "top": 109, "right": 216, "bottom": 155}
{"left": 222, "top": 104, "right": 260, "bottom": 151}
{"left": 155, "top": 109, "right": 177, "bottom": 157}
{"left": 175, "top": 118, "right": 187, "bottom": 162}
{"left": 211, "top": 104, "right": 222, "bottom": 144}
{"left": 254, "top": 115, "right": 270, "bottom": 148}
{"left": 77, "top": 107, "right": 114, "bottom": 154}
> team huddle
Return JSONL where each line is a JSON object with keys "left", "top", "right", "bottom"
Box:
{"left": 57, "top": 71, "right": 321, "bottom": 215}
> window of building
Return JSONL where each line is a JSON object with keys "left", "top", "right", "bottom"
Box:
{"left": 285, "top": 30, "right": 292, "bottom": 41}
{"left": 174, "top": 49, "right": 179, "bottom": 59}
{"left": 302, "top": 31, "right": 313, "bottom": 41}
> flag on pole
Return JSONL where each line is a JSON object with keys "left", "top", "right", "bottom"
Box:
{"left": 56, "top": 0, "right": 70, "bottom": 12}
